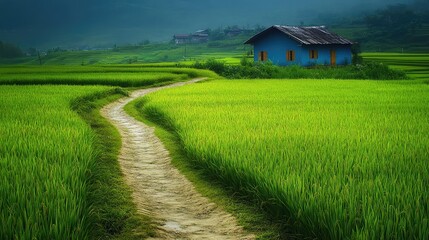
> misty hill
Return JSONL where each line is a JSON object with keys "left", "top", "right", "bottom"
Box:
{"left": 331, "top": 2, "right": 429, "bottom": 52}
{"left": 0, "top": 0, "right": 417, "bottom": 49}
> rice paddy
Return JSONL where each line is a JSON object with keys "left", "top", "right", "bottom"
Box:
{"left": 362, "top": 53, "right": 429, "bottom": 80}
{"left": 0, "top": 51, "right": 427, "bottom": 239}
{"left": 0, "top": 66, "right": 204, "bottom": 239}
{"left": 0, "top": 65, "right": 216, "bottom": 86}
{"left": 0, "top": 85, "right": 112, "bottom": 239}
{"left": 139, "top": 79, "right": 429, "bottom": 239}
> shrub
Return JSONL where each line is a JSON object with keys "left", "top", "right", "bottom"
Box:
{"left": 240, "top": 57, "right": 253, "bottom": 67}
{"left": 193, "top": 58, "right": 408, "bottom": 80}
{"left": 353, "top": 62, "right": 407, "bottom": 80}
{"left": 202, "top": 58, "right": 227, "bottom": 73}
{"left": 351, "top": 43, "right": 363, "bottom": 65}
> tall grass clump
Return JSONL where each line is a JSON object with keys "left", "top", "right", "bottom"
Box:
{"left": 0, "top": 86, "right": 113, "bottom": 239}
{"left": 138, "top": 79, "right": 429, "bottom": 239}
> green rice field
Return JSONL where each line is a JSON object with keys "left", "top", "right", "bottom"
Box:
{"left": 362, "top": 53, "right": 429, "bottom": 80}
{"left": 0, "top": 66, "right": 209, "bottom": 239}
{"left": 0, "top": 66, "right": 217, "bottom": 86}
{"left": 0, "top": 86, "right": 113, "bottom": 239}
{"left": 138, "top": 79, "right": 429, "bottom": 239}
{"left": 0, "top": 51, "right": 427, "bottom": 239}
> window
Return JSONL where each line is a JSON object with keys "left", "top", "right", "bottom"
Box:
{"left": 309, "top": 50, "right": 318, "bottom": 59}
{"left": 286, "top": 50, "right": 295, "bottom": 61}
{"left": 258, "top": 51, "right": 268, "bottom": 61}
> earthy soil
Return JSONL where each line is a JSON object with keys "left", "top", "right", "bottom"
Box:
{"left": 101, "top": 79, "right": 254, "bottom": 240}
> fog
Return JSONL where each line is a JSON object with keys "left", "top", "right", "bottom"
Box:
{"left": 0, "top": 0, "right": 417, "bottom": 49}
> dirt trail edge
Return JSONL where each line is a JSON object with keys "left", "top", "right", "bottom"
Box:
{"left": 101, "top": 79, "right": 254, "bottom": 240}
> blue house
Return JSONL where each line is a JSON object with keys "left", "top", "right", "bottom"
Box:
{"left": 245, "top": 25, "right": 353, "bottom": 66}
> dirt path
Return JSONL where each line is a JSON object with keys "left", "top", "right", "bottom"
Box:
{"left": 101, "top": 79, "right": 254, "bottom": 240}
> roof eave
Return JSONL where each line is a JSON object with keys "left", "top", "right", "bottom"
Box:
{"left": 244, "top": 26, "right": 278, "bottom": 45}
{"left": 302, "top": 42, "right": 354, "bottom": 45}
{"left": 244, "top": 25, "right": 354, "bottom": 45}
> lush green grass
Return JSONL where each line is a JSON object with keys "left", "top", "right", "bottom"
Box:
{"left": 0, "top": 66, "right": 206, "bottom": 239}
{"left": 138, "top": 79, "right": 429, "bottom": 239}
{"left": 0, "top": 65, "right": 218, "bottom": 86}
{"left": 125, "top": 93, "right": 295, "bottom": 240}
{"left": 0, "top": 50, "right": 424, "bottom": 239}
{"left": 73, "top": 89, "right": 155, "bottom": 239}
{"left": 0, "top": 86, "right": 111, "bottom": 239}
{"left": 362, "top": 53, "right": 429, "bottom": 80}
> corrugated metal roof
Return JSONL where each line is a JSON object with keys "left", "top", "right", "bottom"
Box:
{"left": 245, "top": 25, "right": 353, "bottom": 45}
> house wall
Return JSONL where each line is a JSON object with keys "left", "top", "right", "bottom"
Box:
{"left": 302, "top": 45, "right": 352, "bottom": 66}
{"left": 335, "top": 46, "right": 353, "bottom": 65}
{"left": 252, "top": 30, "right": 352, "bottom": 66}
{"left": 253, "top": 30, "right": 300, "bottom": 66}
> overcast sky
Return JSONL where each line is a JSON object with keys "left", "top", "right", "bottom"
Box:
{"left": 0, "top": 0, "right": 415, "bottom": 49}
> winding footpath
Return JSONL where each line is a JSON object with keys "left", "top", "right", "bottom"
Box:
{"left": 101, "top": 79, "right": 254, "bottom": 240}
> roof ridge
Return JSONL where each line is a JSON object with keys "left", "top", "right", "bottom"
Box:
{"left": 245, "top": 25, "right": 353, "bottom": 45}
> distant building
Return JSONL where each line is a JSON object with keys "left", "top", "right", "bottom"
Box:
{"left": 244, "top": 25, "right": 353, "bottom": 66}
{"left": 173, "top": 34, "right": 191, "bottom": 44}
{"left": 173, "top": 30, "right": 209, "bottom": 45}
{"left": 224, "top": 27, "right": 243, "bottom": 37}
{"left": 191, "top": 33, "right": 209, "bottom": 43}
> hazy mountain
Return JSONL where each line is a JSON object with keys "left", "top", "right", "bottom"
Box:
{"left": 0, "top": 0, "right": 417, "bottom": 49}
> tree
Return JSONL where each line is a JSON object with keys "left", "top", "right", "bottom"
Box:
{"left": 364, "top": 4, "right": 420, "bottom": 42}
{"left": 351, "top": 43, "right": 363, "bottom": 64}
{"left": 0, "top": 41, "right": 24, "bottom": 58}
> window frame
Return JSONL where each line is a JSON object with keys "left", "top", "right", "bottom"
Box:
{"left": 259, "top": 51, "right": 268, "bottom": 62}
{"left": 309, "top": 50, "right": 318, "bottom": 59}
{"left": 286, "top": 50, "right": 295, "bottom": 61}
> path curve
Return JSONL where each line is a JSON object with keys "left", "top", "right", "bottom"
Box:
{"left": 101, "top": 79, "right": 254, "bottom": 240}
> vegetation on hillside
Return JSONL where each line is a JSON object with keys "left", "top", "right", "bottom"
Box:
{"left": 364, "top": 5, "right": 421, "bottom": 41}
{"left": 0, "top": 41, "right": 24, "bottom": 59}
{"left": 329, "top": 3, "right": 429, "bottom": 52}
{"left": 0, "top": 36, "right": 251, "bottom": 65}
{"left": 2, "top": 1, "right": 428, "bottom": 66}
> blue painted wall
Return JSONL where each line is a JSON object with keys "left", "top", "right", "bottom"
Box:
{"left": 252, "top": 30, "right": 352, "bottom": 66}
